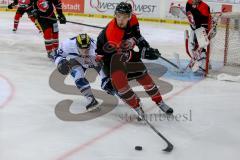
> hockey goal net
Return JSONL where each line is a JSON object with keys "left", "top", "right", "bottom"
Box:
{"left": 207, "top": 12, "right": 240, "bottom": 77}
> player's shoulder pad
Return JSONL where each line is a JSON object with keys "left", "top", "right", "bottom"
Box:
{"left": 129, "top": 14, "right": 139, "bottom": 27}
{"left": 187, "top": 0, "right": 193, "bottom": 5}
{"left": 105, "top": 19, "right": 117, "bottom": 38}
{"left": 198, "top": 1, "right": 210, "bottom": 17}
{"left": 60, "top": 38, "right": 77, "bottom": 51}
{"left": 63, "top": 37, "right": 76, "bottom": 46}
{"left": 107, "top": 19, "right": 116, "bottom": 29}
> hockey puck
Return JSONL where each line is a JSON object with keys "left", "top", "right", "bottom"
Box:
{"left": 135, "top": 146, "right": 143, "bottom": 151}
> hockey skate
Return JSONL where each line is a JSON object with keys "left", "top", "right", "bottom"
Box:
{"left": 157, "top": 101, "right": 173, "bottom": 115}
{"left": 12, "top": 28, "right": 17, "bottom": 33}
{"left": 86, "top": 96, "right": 99, "bottom": 112}
{"left": 47, "top": 51, "right": 55, "bottom": 62}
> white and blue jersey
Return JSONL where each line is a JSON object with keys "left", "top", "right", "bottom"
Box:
{"left": 55, "top": 37, "right": 98, "bottom": 69}
{"left": 54, "top": 36, "right": 105, "bottom": 83}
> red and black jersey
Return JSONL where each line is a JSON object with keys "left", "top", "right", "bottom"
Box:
{"left": 186, "top": 0, "right": 210, "bottom": 30}
{"left": 96, "top": 14, "right": 144, "bottom": 60}
{"left": 12, "top": 0, "right": 34, "bottom": 10}
{"left": 33, "top": 0, "right": 63, "bottom": 19}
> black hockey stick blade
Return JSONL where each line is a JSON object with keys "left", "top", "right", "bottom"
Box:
{"left": 143, "top": 117, "right": 174, "bottom": 152}
{"left": 162, "top": 142, "right": 174, "bottom": 152}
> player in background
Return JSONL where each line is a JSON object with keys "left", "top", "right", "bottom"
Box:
{"left": 8, "top": 0, "right": 41, "bottom": 33}
{"left": 96, "top": 2, "right": 173, "bottom": 119}
{"left": 186, "top": 0, "right": 211, "bottom": 75}
{"left": 32, "top": 0, "right": 66, "bottom": 60}
{"left": 54, "top": 33, "right": 115, "bottom": 111}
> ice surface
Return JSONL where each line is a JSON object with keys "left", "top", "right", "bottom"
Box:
{"left": 0, "top": 12, "right": 240, "bottom": 160}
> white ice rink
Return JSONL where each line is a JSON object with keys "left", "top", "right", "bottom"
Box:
{"left": 0, "top": 12, "right": 240, "bottom": 160}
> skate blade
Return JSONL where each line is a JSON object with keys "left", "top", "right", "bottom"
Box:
{"left": 87, "top": 106, "right": 100, "bottom": 112}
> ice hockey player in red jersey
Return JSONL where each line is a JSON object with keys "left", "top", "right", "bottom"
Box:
{"left": 186, "top": 0, "right": 211, "bottom": 75}
{"left": 32, "top": 0, "right": 66, "bottom": 60}
{"left": 7, "top": 0, "right": 41, "bottom": 32}
{"left": 96, "top": 2, "right": 173, "bottom": 119}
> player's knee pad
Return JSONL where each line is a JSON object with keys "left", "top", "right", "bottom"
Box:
{"left": 69, "top": 59, "right": 81, "bottom": 68}
{"left": 75, "top": 78, "right": 90, "bottom": 91}
{"left": 71, "top": 66, "right": 85, "bottom": 80}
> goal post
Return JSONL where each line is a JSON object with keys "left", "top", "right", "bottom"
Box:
{"left": 206, "top": 12, "right": 240, "bottom": 77}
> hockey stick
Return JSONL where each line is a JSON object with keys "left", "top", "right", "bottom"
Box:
{"left": 66, "top": 20, "right": 105, "bottom": 29}
{"left": 154, "top": 49, "right": 180, "bottom": 69}
{"left": 142, "top": 116, "right": 174, "bottom": 152}
{"left": 159, "top": 55, "right": 180, "bottom": 70}
{"left": 39, "top": 16, "right": 105, "bottom": 29}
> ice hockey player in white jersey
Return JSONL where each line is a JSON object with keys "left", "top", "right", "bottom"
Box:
{"left": 54, "top": 33, "right": 115, "bottom": 111}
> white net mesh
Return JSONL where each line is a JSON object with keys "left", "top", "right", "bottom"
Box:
{"left": 208, "top": 12, "right": 240, "bottom": 76}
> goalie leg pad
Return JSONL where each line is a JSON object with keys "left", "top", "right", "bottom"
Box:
{"left": 188, "top": 29, "right": 197, "bottom": 57}
{"left": 185, "top": 30, "right": 192, "bottom": 58}
{"left": 194, "top": 27, "right": 209, "bottom": 49}
{"left": 192, "top": 49, "right": 207, "bottom": 73}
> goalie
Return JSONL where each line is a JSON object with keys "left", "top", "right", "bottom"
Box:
{"left": 185, "top": 0, "right": 211, "bottom": 75}
{"left": 54, "top": 33, "right": 115, "bottom": 111}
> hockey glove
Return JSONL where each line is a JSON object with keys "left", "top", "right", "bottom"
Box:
{"left": 8, "top": 3, "right": 14, "bottom": 9}
{"left": 137, "top": 37, "right": 150, "bottom": 50}
{"left": 141, "top": 47, "right": 160, "bottom": 60}
{"left": 58, "top": 14, "right": 66, "bottom": 24}
{"left": 31, "top": 9, "right": 39, "bottom": 19}
{"left": 57, "top": 59, "right": 71, "bottom": 75}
